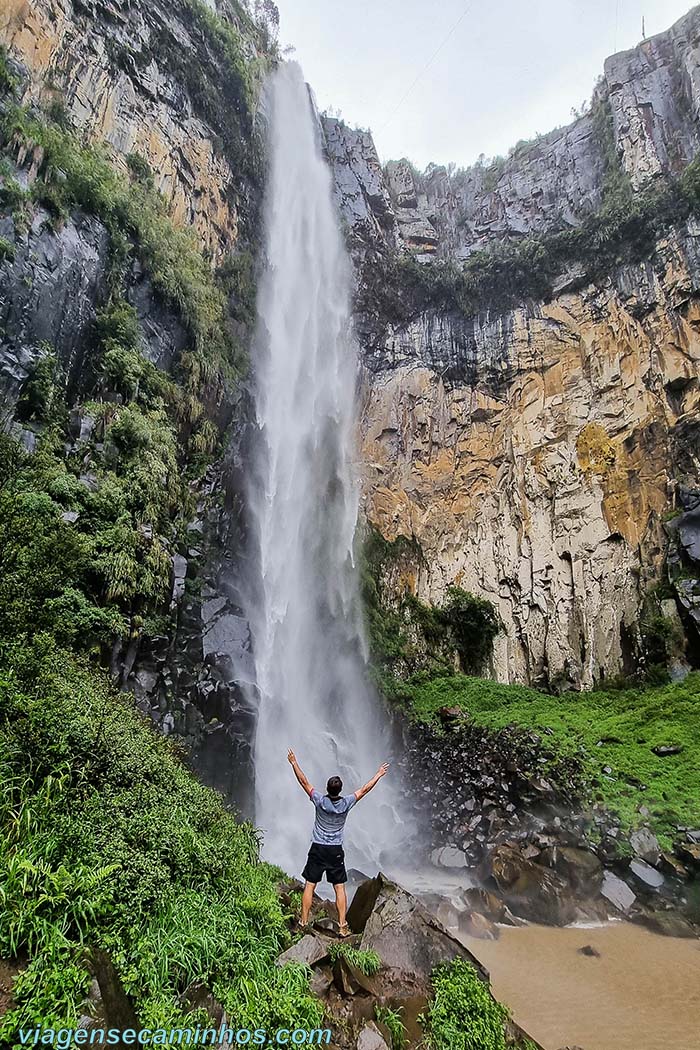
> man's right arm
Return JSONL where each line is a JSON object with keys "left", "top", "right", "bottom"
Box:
{"left": 287, "top": 749, "right": 314, "bottom": 796}
{"left": 354, "top": 762, "right": 390, "bottom": 802}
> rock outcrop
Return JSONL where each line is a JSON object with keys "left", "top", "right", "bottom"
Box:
{"left": 1, "top": 0, "right": 267, "bottom": 260}
{"left": 323, "top": 5, "right": 700, "bottom": 687}
{"left": 278, "top": 874, "right": 542, "bottom": 1050}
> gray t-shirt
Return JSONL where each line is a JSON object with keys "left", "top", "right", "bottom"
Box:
{"left": 309, "top": 788, "right": 357, "bottom": 846}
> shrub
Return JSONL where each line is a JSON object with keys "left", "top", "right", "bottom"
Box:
{"left": 360, "top": 528, "right": 502, "bottom": 688}
{"left": 0, "top": 234, "right": 14, "bottom": 260}
{"left": 2, "top": 105, "right": 234, "bottom": 369}
{"left": 15, "top": 344, "right": 64, "bottom": 423}
{"left": 0, "top": 46, "right": 18, "bottom": 96}
{"left": 440, "top": 586, "right": 503, "bottom": 674}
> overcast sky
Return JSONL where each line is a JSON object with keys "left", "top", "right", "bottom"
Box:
{"left": 273, "top": 0, "right": 694, "bottom": 170}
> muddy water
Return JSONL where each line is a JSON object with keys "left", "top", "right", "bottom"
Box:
{"left": 462, "top": 922, "right": 700, "bottom": 1050}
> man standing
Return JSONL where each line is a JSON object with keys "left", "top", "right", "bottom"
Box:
{"left": 287, "top": 749, "right": 390, "bottom": 936}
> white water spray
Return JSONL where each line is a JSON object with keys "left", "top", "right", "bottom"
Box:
{"left": 249, "top": 63, "right": 403, "bottom": 877}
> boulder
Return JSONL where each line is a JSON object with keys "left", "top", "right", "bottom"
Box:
{"left": 629, "top": 859, "right": 664, "bottom": 889}
{"left": 601, "top": 871, "right": 636, "bottom": 913}
{"left": 658, "top": 852, "right": 688, "bottom": 879}
{"left": 461, "top": 886, "right": 522, "bottom": 925}
{"left": 333, "top": 957, "right": 378, "bottom": 997}
{"left": 356, "top": 1021, "right": 390, "bottom": 1050}
{"left": 430, "top": 845, "right": 469, "bottom": 869}
{"left": 677, "top": 842, "right": 700, "bottom": 868}
{"left": 539, "top": 846, "right": 603, "bottom": 895}
{"left": 483, "top": 845, "right": 577, "bottom": 925}
{"left": 347, "top": 874, "right": 383, "bottom": 934}
{"left": 629, "top": 828, "right": 661, "bottom": 866}
{"left": 276, "top": 934, "right": 329, "bottom": 968}
{"left": 309, "top": 967, "right": 333, "bottom": 998}
{"left": 458, "top": 911, "right": 500, "bottom": 940}
{"left": 636, "top": 909, "right": 698, "bottom": 939}
{"left": 357, "top": 874, "right": 487, "bottom": 988}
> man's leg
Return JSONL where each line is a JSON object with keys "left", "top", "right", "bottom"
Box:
{"left": 301, "top": 880, "right": 316, "bottom": 926}
{"left": 334, "top": 883, "right": 347, "bottom": 930}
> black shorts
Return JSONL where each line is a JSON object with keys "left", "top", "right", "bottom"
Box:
{"left": 302, "top": 842, "right": 347, "bottom": 885}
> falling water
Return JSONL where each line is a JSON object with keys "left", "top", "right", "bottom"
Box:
{"left": 248, "top": 63, "right": 403, "bottom": 877}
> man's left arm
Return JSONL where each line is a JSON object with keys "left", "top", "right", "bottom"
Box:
{"left": 287, "top": 749, "right": 314, "bottom": 796}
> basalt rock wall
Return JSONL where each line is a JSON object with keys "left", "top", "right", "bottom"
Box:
{"left": 324, "top": 5, "right": 700, "bottom": 688}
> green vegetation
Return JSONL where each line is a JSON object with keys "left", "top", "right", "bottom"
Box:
{"left": 0, "top": 103, "right": 239, "bottom": 377}
{"left": 395, "top": 672, "right": 700, "bottom": 847}
{"left": 327, "top": 943, "right": 382, "bottom": 976}
{"left": 375, "top": 1005, "right": 407, "bottom": 1050}
{"left": 0, "top": 234, "right": 14, "bottom": 261}
{"left": 0, "top": 416, "right": 182, "bottom": 646}
{"left": 157, "top": 0, "right": 276, "bottom": 191}
{"left": 360, "top": 527, "right": 502, "bottom": 695}
{"left": 0, "top": 46, "right": 18, "bottom": 96}
{"left": 423, "top": 959, "right": 509, "bottom": 1050}
{"left": 0, "top": 643, "right": 322, "bottom": 1038}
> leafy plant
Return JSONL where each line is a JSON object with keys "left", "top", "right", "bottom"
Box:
{"left": 0, "top": 46, "right": 18, "bottom": 96}
{"left": 375, "top": 1004, "right": 407, "bottom": 1050}
{"left": 0, "top": 234, "right": 14, "bottom": 261}
{"left": 0, "top": 644, "right": 321, "bottom": 1038}
{"left": 327, "top": 942, "right": 382, "bottom": 976}
{"left": 423, "top": 958, "right": 508, "bottom": 1050}
{"left": 2, "top": 104, "right": 235, "bottom": 370}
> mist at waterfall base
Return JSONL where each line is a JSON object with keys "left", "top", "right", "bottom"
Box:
{"left": 247, "top": 62, "right": 416, "bottom": 885}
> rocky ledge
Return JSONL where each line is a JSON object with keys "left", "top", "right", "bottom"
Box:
{"left": 276, "top": 874, "right": 541, "bottom": 1050}
{"left": 400, "top": 713, "right": 699, "bottom": 938}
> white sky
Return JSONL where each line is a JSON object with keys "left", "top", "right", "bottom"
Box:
{"left": 273, "top": 0, "right": 695, "bottom": 170}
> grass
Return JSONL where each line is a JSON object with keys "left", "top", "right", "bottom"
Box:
{"left": 422, "top": 959, "right": 509, "bottom": 1050}
{"left": 327, "top": 943, "right": 382, "bottom": 976}
{"left": 0, "top": 642, "right": 323, "bottom": 1039}
{"left": 396, "top": 673, "right": 700, "bottom": 848}
{"left": 375, "top": 1005, "right": 407, "bottom": 1050}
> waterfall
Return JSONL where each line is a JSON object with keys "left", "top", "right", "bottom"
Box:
{"left": 248, "top": 63, "right": 403, "bottom": 877}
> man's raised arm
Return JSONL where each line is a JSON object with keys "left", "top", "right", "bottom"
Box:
{"left": 354, "top": 762, "right": 390, "bottom": 802}
{"left": 287, "top": 749, "right": 313, "bottom": 796}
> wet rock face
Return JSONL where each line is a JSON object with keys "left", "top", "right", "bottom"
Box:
{"left": 123, "top": 452, "right": 259, "bottom": 818}
{"left": 326, "top": 8, "right": 700, "bottom": 263}
{"left": 606, "top": 13, "right": 700, "bottom": 187}
{"left": 0, "top": 211, "right": 109, "bottom": 403}
{"left": 356, "top": 235, "right": 700, "bottom": 687}
{"left": 1, "top": 2, "right": 268, "bottom": 806}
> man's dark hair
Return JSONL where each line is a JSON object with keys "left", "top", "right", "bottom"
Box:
{"left": 327, "top": 776, "right": 343, "bottom": 798}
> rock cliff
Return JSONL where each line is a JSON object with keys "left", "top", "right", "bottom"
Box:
{"left": 324, "top": 5, "right": 700, "bottom": 687}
